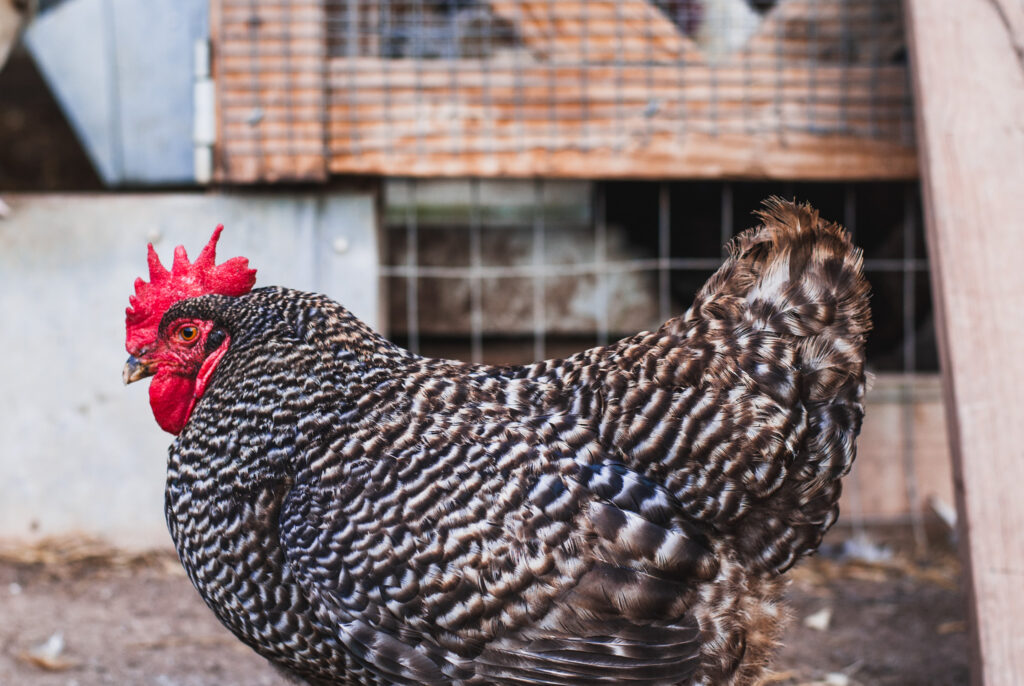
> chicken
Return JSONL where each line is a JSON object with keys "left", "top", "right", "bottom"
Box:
{"left": 123, "top": 199, "right": 870, "bottom": 685}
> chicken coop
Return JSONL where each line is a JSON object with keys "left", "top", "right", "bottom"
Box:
{"left": 206, "top": 0, "right": 938, "bottom": 532}
{"left": 2, "top": 0, "right": 1023, "bottom": 684}
{"left": 212, "top": 0, "right": 915, "bottom": 181}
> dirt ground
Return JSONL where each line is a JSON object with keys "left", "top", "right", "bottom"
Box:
{"left": 0, "top": 533, "right": 968, "bottom": 686}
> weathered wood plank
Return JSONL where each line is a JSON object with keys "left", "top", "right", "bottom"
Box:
{"left": 488, "top": 0, "right": 701, "bottom": 62}
{"left": 212, "top": 0, "right": 328, "bottom": 182}
{"left": 842, "top": 375, "right": 952, "bottom": 521}
{"left": 213, "top": 0, "right": 913, "bottom": 181}
{"left": 321, "top": 57, "right": 914, "bottom": 179}
{"left": 749, "top": 0, "right": 905, "bottom": 64}
{"left": 324, "top": 130, "right": 915, "bottom": 179}
{"left": 904, "top": 0, "right": 1024, "bottom": 683}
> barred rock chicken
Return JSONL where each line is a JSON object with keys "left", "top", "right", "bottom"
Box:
{"left": 123, "top": 199, "right": 870, "bottom": 686}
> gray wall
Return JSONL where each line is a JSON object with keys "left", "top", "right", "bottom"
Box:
{"left": 0, "top": 191, "right": 379, "bottom": 548}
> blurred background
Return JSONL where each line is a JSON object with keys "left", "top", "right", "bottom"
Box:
{"left": 0, "top": 1, "right": 968, "bottom": 684}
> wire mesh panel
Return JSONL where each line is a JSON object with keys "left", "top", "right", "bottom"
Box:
{"left": 213, "top": 0, "right": 330, "bottom": 182}
{"left": 382, "top": 179, "right": 949, "bottom": 528}
{"left": 212, "top": 0, "right": 917, "bottom": 182}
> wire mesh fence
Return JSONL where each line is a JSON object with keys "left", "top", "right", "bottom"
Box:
{"left": 212, "top": 0, "right": 917, "bottom": 180}
{"left": 381, "top": 178, "right": 948, "bottom": 538}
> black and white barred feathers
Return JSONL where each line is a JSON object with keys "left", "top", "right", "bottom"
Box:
{"left": 161, "top": 199, "right": 871, "bottom": 686}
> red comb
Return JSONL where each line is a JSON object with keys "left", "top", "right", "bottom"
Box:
{"left": 125, "top": 225, "right": 256, "bottom": 355}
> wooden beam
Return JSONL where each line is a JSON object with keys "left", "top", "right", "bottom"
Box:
{"left": 323, "top": 130, "right": 915, "bottom": 180}
{"left": 322, "top": 58, "right": 915, "bottom": 179}
{"left": 904, "top": 1, "right": 1024, "bottom": 684}
{"left": 749, "top": 0, "right": 905, "bottom": 64}
{"left": 843, "top": 375, "right": 952, "bottom": 522}
{"left": 213, "top": 0, "right": 916, "bottom": 182}
{"left": 488, "top": 0, "right": 701, "bottom": 63}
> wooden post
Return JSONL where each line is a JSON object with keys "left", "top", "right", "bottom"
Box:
{"left": 903, "top": 1, "right": 1024, "bottom": 684}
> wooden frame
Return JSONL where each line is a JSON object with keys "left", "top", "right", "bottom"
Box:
{"left": 905, "top": 0, "right": 1024, "bottom": 683}
{"left": 323, "top": 58, "right": 915, "bottom": 179}
{"left": 212, "top": 0, "right": 917, "bottom": 182}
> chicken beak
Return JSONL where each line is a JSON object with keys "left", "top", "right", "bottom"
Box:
{"left": 122, "top": 355, "right": 155, "bottom": 385}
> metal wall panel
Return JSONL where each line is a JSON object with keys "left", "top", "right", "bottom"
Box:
{"left": 26, "top": 0, "right": 208, "bottom": 185}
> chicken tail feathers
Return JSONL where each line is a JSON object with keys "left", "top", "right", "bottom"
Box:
{"left": 746, "top": 197, "right": 871, "bottom": 350}
{"left": 689, "top": 197, "right": 871, "bottom": 397}
{"left": 661, "top": 198, "right": 871, "bottom": 573}
{"left": 709, "top": 197, "right": 870, "bottom": 348}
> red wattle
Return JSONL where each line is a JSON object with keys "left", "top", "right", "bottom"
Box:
{"left": 150, "top": 373, "right": 198, "bottom": 435}
{"left": 149, "top": 335, "right": 231, "bottom": 435}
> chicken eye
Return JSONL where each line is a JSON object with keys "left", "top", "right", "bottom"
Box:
{"left": 178, "top": 326, "right": 199, "bottom": 343}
